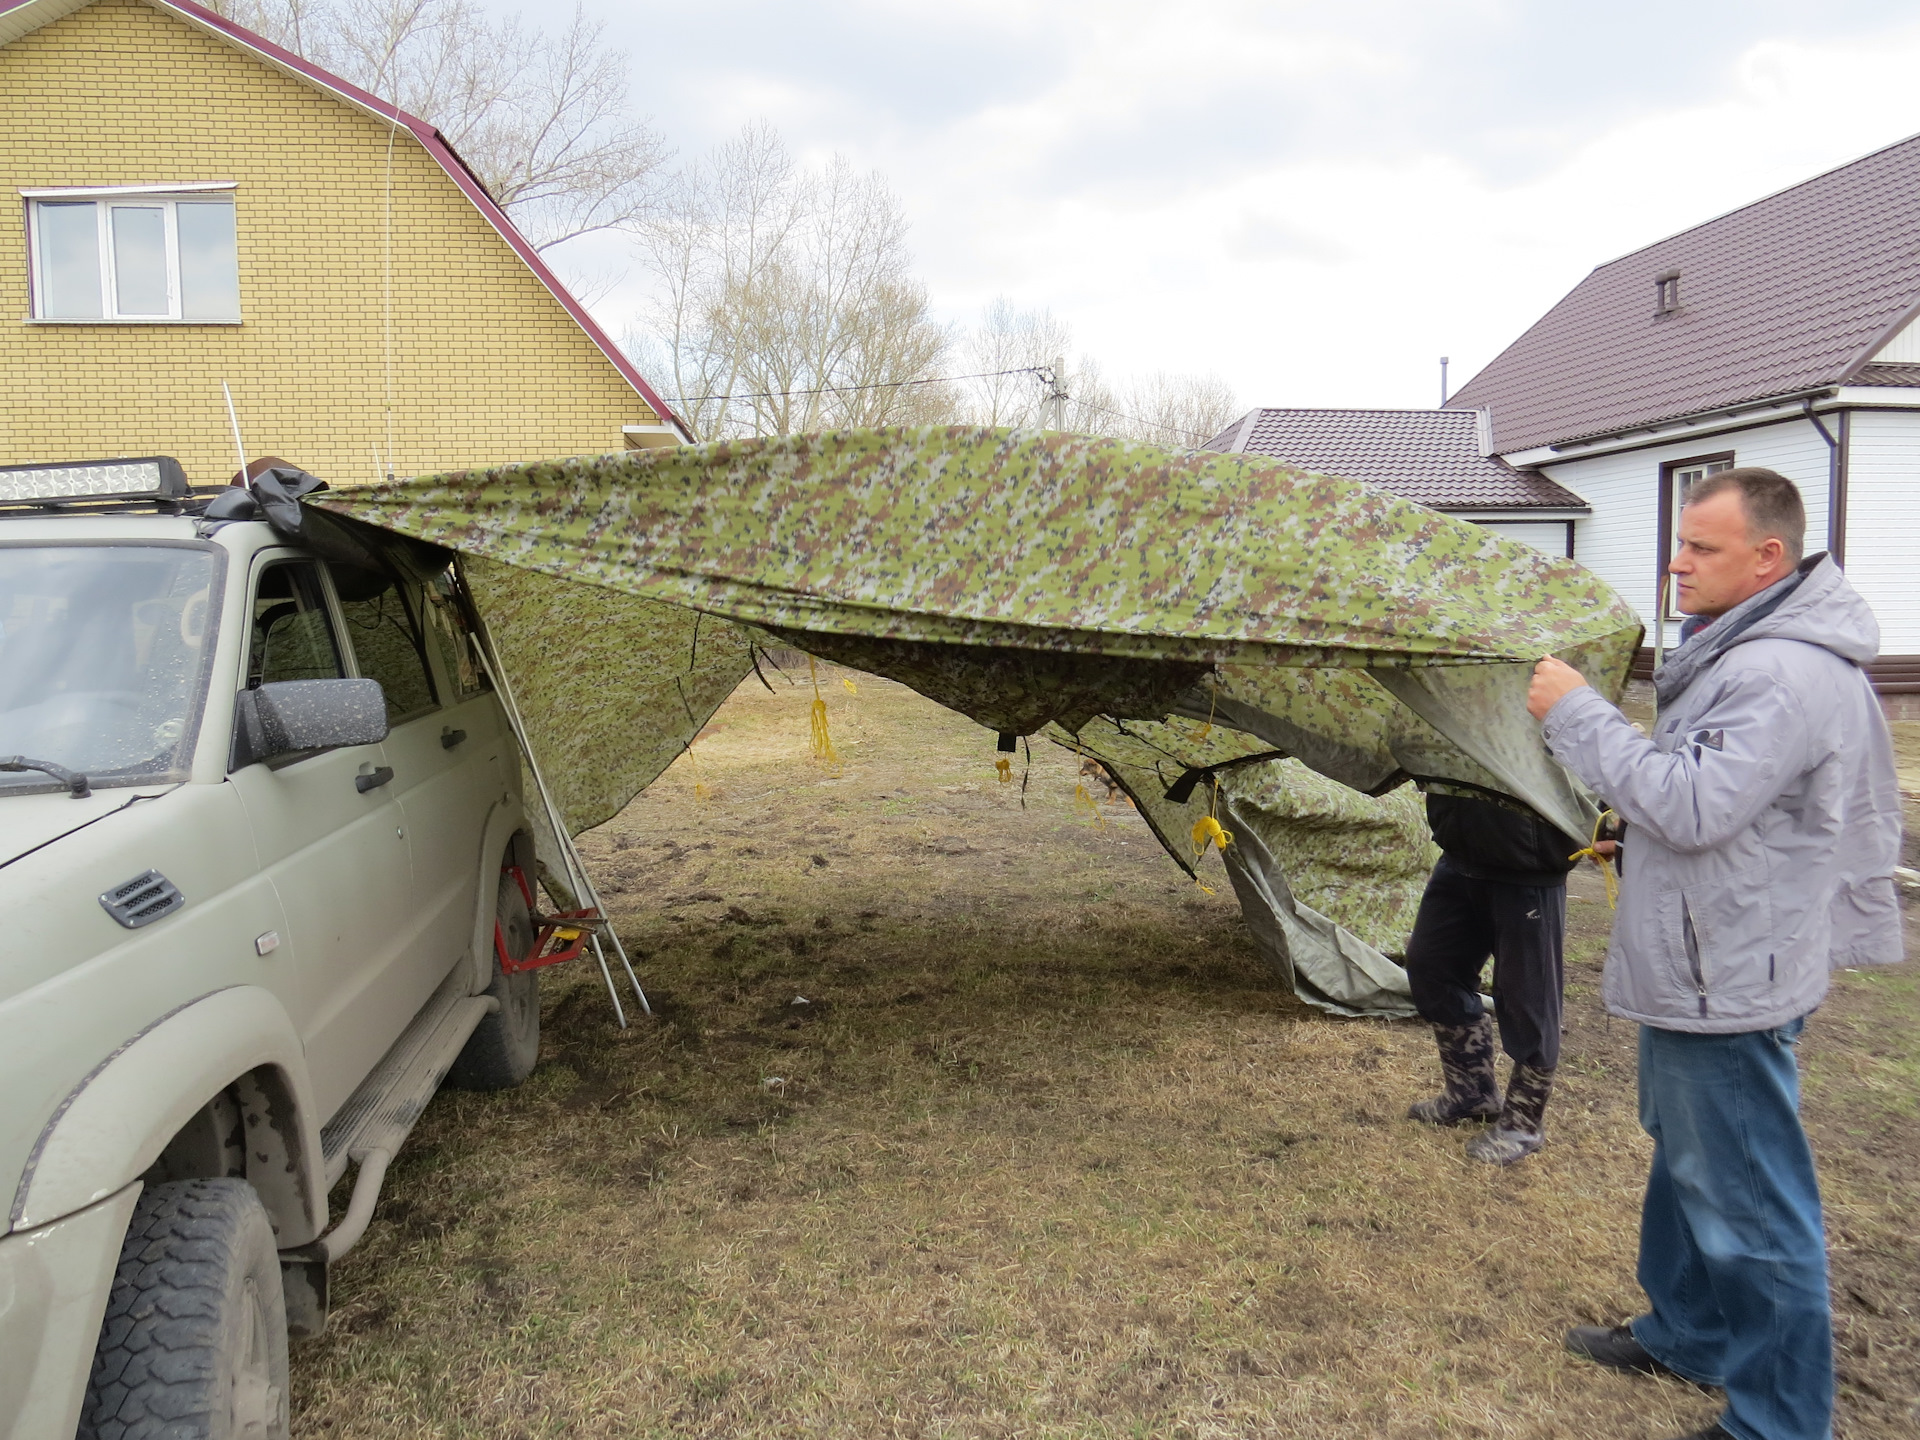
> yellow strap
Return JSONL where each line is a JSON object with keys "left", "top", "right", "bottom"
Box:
{"left": 1567, "top": 808, "right": 1619, "bottom": 909}
{"left": 994, "top": 756, "right": 1012, "bottom": 784}
{"left": 807, "top": 655, "right": 842, "bottom": 772}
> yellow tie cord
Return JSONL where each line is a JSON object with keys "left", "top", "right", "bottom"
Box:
{"left": 1567, "top": 809, "right": 1619, "bottom": 909}
{"left": 807, "top": 656, "right": 842, "bottom": 773}
{"left": 994, "top": 756, "right": 1012, "bottom": 784}
{"left": 1188, "top": 779, "right": 1234, "bottom": 894}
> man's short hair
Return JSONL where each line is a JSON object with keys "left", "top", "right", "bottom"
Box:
{"left": 1684, "top": 467, "right": 1806, "bottom": 564}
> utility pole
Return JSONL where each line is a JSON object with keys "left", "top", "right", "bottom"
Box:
{"left": 1042, "top": 355, "right": 1067, "bottom": 431}
{"left": 1439, "top": 356, "right": 1450, "bottom": 406}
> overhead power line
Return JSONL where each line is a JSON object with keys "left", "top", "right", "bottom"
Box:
{"left": 666, "top": 365, "right": 1214, "bottom": 447}
{"left": 664, "top": 366, "right": 1047, "bottom": 405}
{"left": 1069, "top": 398, "right": 1215, "bottom": 444}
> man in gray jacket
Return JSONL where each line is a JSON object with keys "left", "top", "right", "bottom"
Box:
{"left": 1526, "top": 468, "right": 1903, "bottom": 1440}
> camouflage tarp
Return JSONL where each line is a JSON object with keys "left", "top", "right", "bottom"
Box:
{"left": 311, "top": 426, "right": 1640, "bottom": 1016}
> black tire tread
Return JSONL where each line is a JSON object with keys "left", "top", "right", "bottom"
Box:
{"left": 445, "top": 869, "right": 540, "bottom": 1091}
{"left": 80, "top": 1177, "right": 284, "bottom": 1440}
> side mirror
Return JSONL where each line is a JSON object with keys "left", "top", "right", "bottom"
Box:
{"left": 233, "top": 679, "right": 389, "bottom": 767}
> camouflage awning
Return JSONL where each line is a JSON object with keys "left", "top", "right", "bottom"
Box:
{"left": 311, "top": 426, "right": 1640, "bottom": 1016}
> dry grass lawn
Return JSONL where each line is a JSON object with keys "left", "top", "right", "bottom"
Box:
{"left": 291, "top": 667, "right": 1920, "bottom": 1438}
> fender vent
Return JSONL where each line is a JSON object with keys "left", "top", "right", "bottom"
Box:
{"left": 99, "top": 870, "right": 185, "bottom": 929}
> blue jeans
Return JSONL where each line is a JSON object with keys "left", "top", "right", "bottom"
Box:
{"left": 1632, "top": 1017, "right": 1833, "bottom": 1440}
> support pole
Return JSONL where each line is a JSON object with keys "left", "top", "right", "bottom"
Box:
{"left": 461, "top": 560, "right": 651, "bottom": 1023}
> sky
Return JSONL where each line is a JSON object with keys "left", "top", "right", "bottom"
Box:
{"left": 542, "top": 0, "right": 1920, "bottom": 415}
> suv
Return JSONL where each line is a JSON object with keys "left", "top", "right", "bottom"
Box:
{"left": 0, "top": 459, "right": 540, "bottom": 1439}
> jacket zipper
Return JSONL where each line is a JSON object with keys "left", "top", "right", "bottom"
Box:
{"left": 1681, "top": 897, "right": 1708, "bottom": 1017}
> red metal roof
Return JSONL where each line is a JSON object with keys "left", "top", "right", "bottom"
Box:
{"left": 1449, "top": 132, "right": 1920, "bottom": 454}
{"left": 1204, "top": 407, "right": 1586, "bottom": 512}
{"left": 0, "top": 0, "right": 686, "bottom": 439}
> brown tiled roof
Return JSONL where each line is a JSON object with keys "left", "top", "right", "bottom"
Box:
{"left": 1851, "top": 361, "right": 1920, "bottom": 388}
{"left": 1204, "top": 407, "right": 1587, "bottom": 512}
{"left": 1449, "top": 132, "right": 1920, "bottom": 453}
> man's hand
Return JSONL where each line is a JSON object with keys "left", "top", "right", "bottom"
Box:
{"left": 1528, "top": 655, "right": 1590, "bottom": 721}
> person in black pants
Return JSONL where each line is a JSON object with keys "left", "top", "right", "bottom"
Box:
{"left": 1405, "top": 792, "right": 1581, "bottom": 1165}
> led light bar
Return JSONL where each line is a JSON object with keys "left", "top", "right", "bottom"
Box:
{"left": 0, "top": 457, "right": 189, "bottom": 505}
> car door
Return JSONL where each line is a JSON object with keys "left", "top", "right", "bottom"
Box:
{"left": 227, "top": 555, "right": 416, "bottom": 1121}
{"left": 330, "top": 559, "right": 503, "bottom": 995}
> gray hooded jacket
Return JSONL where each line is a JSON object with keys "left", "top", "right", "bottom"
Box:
{"left": 1541, "top": 555, "right": 1903, "bottom": 1033}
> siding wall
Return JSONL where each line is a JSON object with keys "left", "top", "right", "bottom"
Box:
{"left": 1476, "top": 520, "right": 1571, "bottom": 556}
{"left": 1840, "top": 409, "right": 1920, "bottom": 654}
{"left": 1540, "top": 419, "right": 1834, "bottom": 651}
{"left": 0, "top": 0, "right": 658, "bottom": 486}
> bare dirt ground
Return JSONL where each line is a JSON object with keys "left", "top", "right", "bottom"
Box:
{"left": 291, "top": 667, "right": 1920, "bottom": 1438}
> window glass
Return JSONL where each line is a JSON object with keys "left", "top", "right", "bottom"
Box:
{"left": 250, "top": 562, "right": 343, "bottom": 686}
{"left": 30, "top": 195, "right": 239, "bottom": 321}
{"left": 177, "top": 201, "right": 239, "bottom": 319}
{"left": 36, "top": 202, "right": 102, "bottom": 319}
{"left": 0, "top": 544, "right": 220, "bottom": 792}
{"left": 110, "top": 206, "right": 169, "bottom": 315}
{"left": 422, "top": 570, "right": 491, "bottom": 702}
{"left": 333, "top": 566, "right": 436, "bottom": 721}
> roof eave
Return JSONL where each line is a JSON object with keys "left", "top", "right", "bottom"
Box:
{"left": 1439, "top": 505, "right": 1590, "bottom": 521}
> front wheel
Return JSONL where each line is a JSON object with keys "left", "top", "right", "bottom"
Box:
{"left": 81, "top": 1178, "right": 289, "bottom": 1440}
{"left": 445, "top": 867, "right": 541, "bottom": 1090}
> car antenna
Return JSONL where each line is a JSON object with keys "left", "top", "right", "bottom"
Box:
{"left": 221, "top": 379, "right": 248, "bottom": 481}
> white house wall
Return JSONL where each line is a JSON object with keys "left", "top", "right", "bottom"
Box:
{"left": 1539, "top": 419, "right": 1833, "bottom": 652}
{"left": 1840, "top": 409, "right": 1920, "bottom": 654}
{"left": 1476, "top": 520, "right": 1571, "bottom": 555}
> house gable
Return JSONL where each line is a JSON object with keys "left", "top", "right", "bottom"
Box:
{"left": 0, "top": 0, "right": 678, "bottom": 484}
{"left": 1449, "top": 132, "right": 1920, "bottom": 454}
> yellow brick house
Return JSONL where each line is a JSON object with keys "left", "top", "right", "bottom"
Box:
{"left": 0, "top": 0, "right": 685, "bottom": 486}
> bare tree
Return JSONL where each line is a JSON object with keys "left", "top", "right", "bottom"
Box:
{"left": 1070, "top": 365, "right": 1242, "bottom": 447}
{"left": 632, "top": 124, "right": 953, "bottom": 441}
{"left": 951, "top": 298, "right": 1071, "bottom": 428}
{"left": 211, "top": 0, "right": 666, "bottom": 250}
{"left": 940, "top": 300, "right": 1238, "bottom": 447}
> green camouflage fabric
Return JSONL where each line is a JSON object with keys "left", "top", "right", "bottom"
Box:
{"left": 309, "top": 425, "right": 1641, "bottom": 1016}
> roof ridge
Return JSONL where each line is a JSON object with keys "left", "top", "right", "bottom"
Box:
{"left": 1254, "top": 405, "right": 1473, "bottom": 417}
{"left": 1589, "top": 129, "right": 1920, "bottom": 272}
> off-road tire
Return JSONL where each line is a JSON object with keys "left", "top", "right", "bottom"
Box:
{"left": 445, "top": 868, "right": 541, "bottom": 1090}
{"left": 80, "top": 1178, "right": 289, "bottom": 1440}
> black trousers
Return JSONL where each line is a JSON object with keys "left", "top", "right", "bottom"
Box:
{"left": 1405, "top": 855, "right": 1566, "bottom": 1071}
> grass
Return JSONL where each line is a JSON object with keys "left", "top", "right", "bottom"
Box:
{"left": 290, "top": 668, "right": 1920, "bottom": 1438}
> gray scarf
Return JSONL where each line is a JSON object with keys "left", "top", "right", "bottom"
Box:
{"left": 1651, "top": 554, "right": 1821, "bottom": 709}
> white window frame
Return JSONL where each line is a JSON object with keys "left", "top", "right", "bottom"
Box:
{"left": 22, "top": 183, "right": 240, "bottom": 324}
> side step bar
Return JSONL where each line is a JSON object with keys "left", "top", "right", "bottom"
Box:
{"left": 282, "top": 972, "right": 495, "bottom": 1334}
{"left": 315, "top": 993, "right": 495, "bottom": 1260}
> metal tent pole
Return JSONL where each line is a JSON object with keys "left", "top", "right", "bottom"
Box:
{"left": 460, "top": 562, "right": 651, "bottom": 1023}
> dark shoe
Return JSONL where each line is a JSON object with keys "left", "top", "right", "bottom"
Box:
{"left": 1407, "top": 1015, "right": 1499, "bottom": 1125}
{"left": 1564, "top": 1323, "right": 1681, "bottom": 1378}
{"left": 1466, "top": 1062, "right": 1554, "bottom": 1164}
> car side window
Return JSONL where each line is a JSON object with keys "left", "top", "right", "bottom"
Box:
{"left": 249, "top": 561, "right": 343, "bottom": 686}
{"left": 331, "top": 564, "right": 437, "bottom": 724}
{"left": 421, "top": 568, "right": 491, "bottom": 702}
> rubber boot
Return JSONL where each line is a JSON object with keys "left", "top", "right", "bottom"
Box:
{"left": 1466, "top": 1063, "right": 1555, "bottom": 1164}
{"left": 1407, "top": 1014, "right": 1500, "bottom": 1125}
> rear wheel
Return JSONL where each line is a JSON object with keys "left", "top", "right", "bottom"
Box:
{"left": 446, "top": 867, "right": 541, "bottom": 1089}
{"left": 80, "top": 1178, "right": 288, "bottom": 1440}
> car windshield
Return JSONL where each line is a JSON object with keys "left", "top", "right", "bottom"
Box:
{"left": 0, "top": 544, "right": 222, "bottom": 793}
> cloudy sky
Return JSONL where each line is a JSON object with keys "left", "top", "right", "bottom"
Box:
{"left": 548, "top": 0, "right": 1920, "bottom": 415}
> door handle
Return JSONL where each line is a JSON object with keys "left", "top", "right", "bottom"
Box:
{"left": 440, "top": 727, "right": 467, "bottom": 750}
{"left": 355, "top": 766, "right": 395, "bottom": 793}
